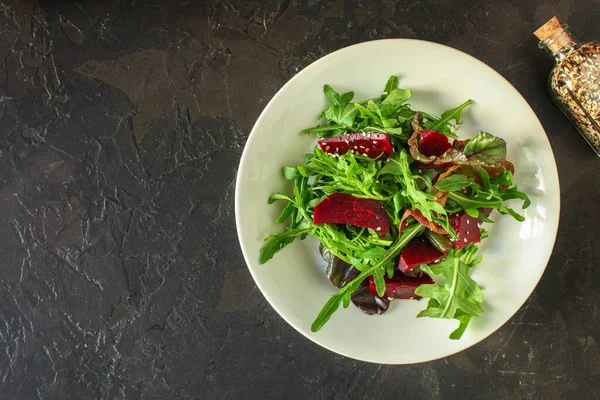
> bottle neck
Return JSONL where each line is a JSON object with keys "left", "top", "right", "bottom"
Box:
{"left": 540, "top": 30, "right": 580, "bottom": 62}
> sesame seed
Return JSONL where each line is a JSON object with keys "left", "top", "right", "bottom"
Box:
{"left": 359, "top": 145, "right": 365, "bottom": 149}
{"left": 376, "top": 227, "right": 382, "bottom": 231}
{"left": 375, "top": 180, "right": 380, "bottom": 183}
{"left": 325, "top": 145, "right": 330, "bottom": 151}
{"left": 345, "top": 140, "right": 350, "bottom": 145}
{"left": 365, "top": 148, "right": 370, "bottom": 152}
{"left": 354, "top": 146, "right": 358, "bottom": 150}
{"left": 335, "top": 148, "right": 339, "bottom": 152}
{"left": 463, "top": 238, "right": 467, "bottom": 243}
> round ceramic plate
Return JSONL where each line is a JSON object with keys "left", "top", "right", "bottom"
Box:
{"left": 235, "top": 39, "right": 560, "bottom": 364}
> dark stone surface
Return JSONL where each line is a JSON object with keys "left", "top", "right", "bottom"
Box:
{"left": 0, "top": 0, "right": 599, "bottom": 398}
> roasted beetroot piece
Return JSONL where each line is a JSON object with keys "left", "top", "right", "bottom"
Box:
{"left": 398, "top": 238, "right": 446, "bottom": 273}
{"left": 419, "top": 129, "right": 451, "bottom": 157}
{"left": 317, "top": 132, "right": 393, "bottom": 159}
{"left": 368, "top": 273, "right": 435, "bottom": 299}
{"left": 449, "top": 212, "right": 481, "bottom": 249}
{"left": 313, "top": 193, "right": 390, "bottom": 236}
{"left": 313, "top": 193, "right": 354, "bottom": 227}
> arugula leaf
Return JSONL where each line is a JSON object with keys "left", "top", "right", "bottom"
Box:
{"left": 372, "top": 268, "right": 386, "bottom": 297}
{"left": 415, "top": 247, "right": 483, "bottom": 339}
{"left": 391, "top": 191, "right": 408, "bottom": 225}
{"left": 424, "top": 99, "right": 473, "bottom": 137}
{"left": 465, "top": 208, "right": 480, "bottom": 218}
{"left": 354, "top": 102, "right": 382, "bottom": 126}
{"left": 383, "top": 75, "right": 399, "bottom": 94}
{"left": 381, "top": 88, "right": 412, "bottom": 108}
{"left": 268, "top": 193, "right": 293, "bottom": 204}
{"left": 311, "top": 222, "right": 425, "bottom": 332}
{"left": 320, "top": 85, "right": 359, "bottom": 127}
{"left": 301, "top": 124, "right": 345, "bottom": 137}
{"left": 323, "top": 85, "right": 340, "bottom": 105}
{"left": 283, "top": 166, "right": 299, "bottom": 180}
{"left": 435, "top": 174, "right": 472, "bottom": 192}
{"left": 399, "top": 156, "right": 446, "bottom": 220}
{"left": 298, "top": 148, "right": 391, "bottom": 200}
{"left": 486, "top": 169, "right": 531, "bottom": 208}
{"left": 259, "top": 228, "right": 311, "bottom": 264}
{"left": 449, "top": 310, "right": 473, "bottom": 340}
{"left": 444, "top": 168, "right": 531, "bottom": 222}
{"left": 302, "top": 76, "right": 415, "bottom": 140}
{"left": 276, "top": 201, "right": 295, "bottom": 224}
{"left": 447, "top": 191, "right": 502, "bottom": 210}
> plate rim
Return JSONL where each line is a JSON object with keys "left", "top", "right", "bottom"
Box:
{"left": 234, "top": 38, "right": 561, "bottom": 364}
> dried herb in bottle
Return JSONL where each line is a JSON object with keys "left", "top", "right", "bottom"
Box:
{"left": 535, "top": 16, "right": 600, "bottom": 156}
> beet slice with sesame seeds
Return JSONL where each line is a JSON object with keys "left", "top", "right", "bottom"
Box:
{"left": 398, "top": 237, "right": 446, "bottom": 273}
{"left": 419, "top": 129, "right": 451, "bottom": 157}
{"left": 448, "top": 212, "right": 481, "bottom": 249}
{"left": 313, "top": 192, "right": 390, "bottom": 237}
{"left": 317, "top": 132, "right": 393, "bottom": 159}
{"left": 368, "top": 273, "right": 434, "bottom": 300}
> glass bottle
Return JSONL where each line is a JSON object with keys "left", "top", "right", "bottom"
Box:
{"left": 535, "top": 16, "right": 600, "bottom": 156}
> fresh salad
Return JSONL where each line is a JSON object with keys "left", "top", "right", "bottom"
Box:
{"left": 259, "top": 76, "right": 530, "bottom": 339}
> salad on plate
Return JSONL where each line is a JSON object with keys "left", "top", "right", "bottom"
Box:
{"left": 259, "top": 76, "right": 530, "bottom": 339}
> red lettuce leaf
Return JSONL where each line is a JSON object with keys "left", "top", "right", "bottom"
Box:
{"left": 409, "top": 127, "right": 508, "bottom": 168}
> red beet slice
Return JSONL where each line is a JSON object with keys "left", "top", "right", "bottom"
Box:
{"left": 368, "top": 273, "right": 434, "bottom": 299}
{"left": 398, "top": 238, "right": 446, "bottom": 273}
{"left": 449, "top": 212, "right": 481, "bottom": 249}
{"left": 419, "top": 129, "right": 451, "bottom": 157}
{"left": 317, "top": 132, "right": 393, "bottom": 159}
{"left": 313, "top": 193, "right": 390, "bottom": 236}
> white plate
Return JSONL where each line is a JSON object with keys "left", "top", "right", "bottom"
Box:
{"left": 235, "top": 39, "right": 560, "bottom": 364}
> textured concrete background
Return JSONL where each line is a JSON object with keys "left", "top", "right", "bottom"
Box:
{"left": 0, "top": 0, "right": 599, "bottom": 399}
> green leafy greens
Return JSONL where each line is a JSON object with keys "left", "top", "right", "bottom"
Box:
{"left": 260, "top": 75, "right": 531, "bottom": 339}
{"left": 444, "top": 168, "right": 530, "bottom": 221}
{"left": 416, "top": 245, "right": 483, "bottom": 339}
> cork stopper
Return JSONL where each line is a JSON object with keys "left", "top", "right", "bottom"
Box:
{"left": 534, "top": 17, "right": 573, "bottom": 53}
